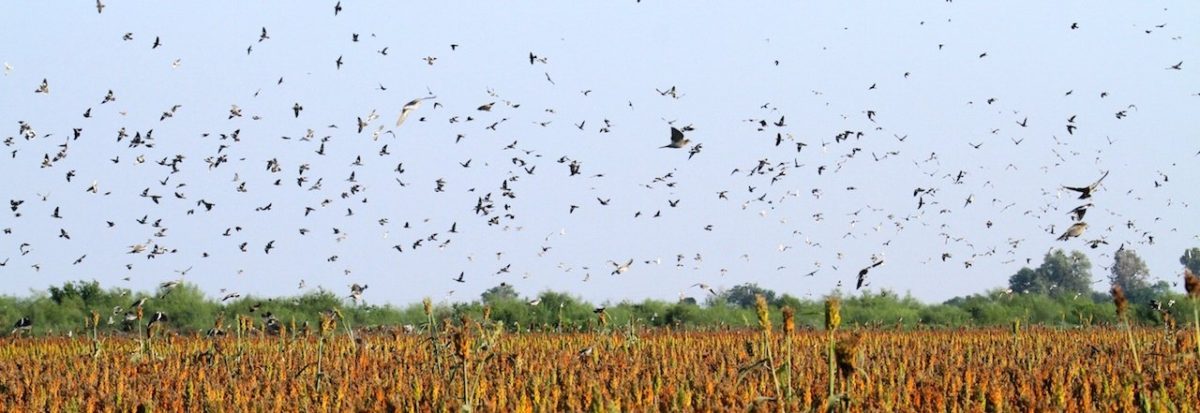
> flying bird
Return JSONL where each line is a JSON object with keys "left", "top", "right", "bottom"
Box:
{"left": 396, "top": 96, "right": 435, "bottom": 127}
{"left": 349, "top": 283, "right": 368, "bottom": 303}
{"left": 662, "top": 127, "right": 690, "bottom": 149}
{"left": 1062, "top": 171, "right": 1109, "bottom": 199}
{"left": 610, "top": 259, "right": 634, "bottom": 275}
{"left": 856, "top": 259, "right": 884, "bottom": 290}
{"left": 691, "top": 283, "right": 717, "bottom": 295}
{"left": 159, "top": 280, "right": 181, "bottom": 294}
{"left": 1068, "top": 203, "right": 1093, "bottom": 222}
{"left": 1057, "top": 222, "right": 1088, "bottom": 241}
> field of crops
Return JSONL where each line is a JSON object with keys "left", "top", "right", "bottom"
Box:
{"left": 2, "top": 318, "right": 1198, "bottom": 412}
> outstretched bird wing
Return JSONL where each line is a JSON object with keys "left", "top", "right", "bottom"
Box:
{"left": 396, "top": 99, "right": 420, "bottom": 127}
{"left": 1090, "top": 170, "right": 1110, "bottom": 188}
{"left": 670, "top": 127, "right": 685, "bottom": 144}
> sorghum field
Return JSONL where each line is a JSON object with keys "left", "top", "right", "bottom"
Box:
{"left": 2, "top": 321, "right": 1198, "bottom": 412}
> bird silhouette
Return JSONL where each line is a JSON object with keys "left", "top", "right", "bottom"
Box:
{"left": 856, "top": 259, "right": 884, "bottom": 290}
{"left": 1062, "top": 171, "right": 1109, "bottom": 199}
{"left": 661, "top": 127, "right": 690, "bottom": 149}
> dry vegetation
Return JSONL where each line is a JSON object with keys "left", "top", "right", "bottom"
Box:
{"left": 2, "top": 314, "right": 1198, "bottom": 412}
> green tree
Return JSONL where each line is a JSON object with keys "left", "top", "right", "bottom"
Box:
{"left": 484, "top": 298, "right": 527, "bottom": 327}
{"left": 918, "top": 304, "right": 971, "bottom": 327}
{"left": 150, "top": 283, "right": 219, "bottom": 331}
{"left": 1181, "top": 248, "right": 1200, "bottom": 274}
{"left": 529, "top": 291, "right": 592, "bottom": 331}
{"left": 841, "top": 290, "right": 923, "bottom": 327}
{"left": 623, "top": 300, "right": 670, "bottom": 326}
{"left": 480, "top": 283, "right": 520, "bottom": 304}
{"left": 1110, "top": 248, "right": 1152, "bottom": 302}
{"left": 48, "top": 280, "right": 105, "bottom": 306}
{"left": 1008, "top": 267, "right": 1045, "bottom": 295}
{"left": 1007, "top": 250, "right": 1093, "bottom": 298}
{"left": 716, "top": 283, "right": 776, "bottom": 308}
{"left": 663, "top": 303, "right": 701, "bottom": 327}
{"left": 1037, "top": 249, "right": 1093, "bottom": 298}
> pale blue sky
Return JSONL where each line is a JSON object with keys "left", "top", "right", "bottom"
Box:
{"left": 1, "top": 1, "right": 1197, "bottom": 305}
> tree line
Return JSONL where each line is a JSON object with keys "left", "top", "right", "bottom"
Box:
{"left": 2, "top": 247, "right": 1198, "bottom": 335}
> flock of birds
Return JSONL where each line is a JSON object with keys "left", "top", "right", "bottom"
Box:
{"left": 1, "top": 1, "right": 1197, "bottom": 326}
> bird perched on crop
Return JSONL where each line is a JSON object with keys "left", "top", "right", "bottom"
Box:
{"left": 661, "top": 127, "right": 690, "bottom": 149}
{"left": 147, "top": 312, "right": 168, "bottom": 329}
{"left": 1057, "top": 222, "right": 1088, "bottom": 241}
{"left": 1062, "top": 171, "right": 1109, "bottom": 199}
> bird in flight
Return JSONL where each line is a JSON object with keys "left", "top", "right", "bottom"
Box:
{"left": 1068, "top": 203, "right": 1092, "bottom": 222}
{"left": 610, "top": 259, "right": 634, "bottom": 275}
{"left": 661, "top": 127, "right": 691, "bottom": 149}
{"left": 1057, "top": 222, "right": 1088, "bottom": 241}
{"left": 396, "top": 96, "right": 435, "bottom": 127}
{"left": 856, "top": 258, "right": 884, "bottom": 290}
{"left": 1062, "top": 171, "right": 1109, "bottom": 199}
{"left": 349, "top": 283, "right": 368, "bottom": 304}
{"left": 691, "top": 283, "right": 717, "bottom": 295}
